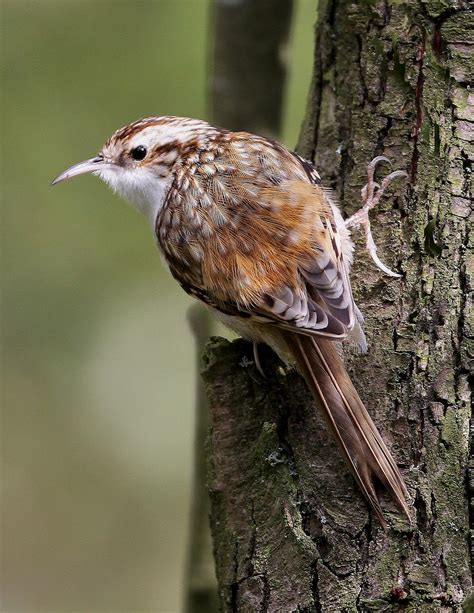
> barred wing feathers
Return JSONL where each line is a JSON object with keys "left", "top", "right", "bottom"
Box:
{"left": 197, "top": 178, "right": 357, "bottom": 339}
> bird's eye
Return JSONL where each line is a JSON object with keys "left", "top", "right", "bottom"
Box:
{"left": 130, "top": 145, "right": 147, "bottom": 161}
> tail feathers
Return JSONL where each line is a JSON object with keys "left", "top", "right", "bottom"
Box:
{"left": 283, "top": 332, "right": 410, "bottom": 526}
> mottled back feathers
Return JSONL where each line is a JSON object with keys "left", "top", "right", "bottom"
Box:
{"left": 156, "top": 132, "right": 356, "bottom": 339}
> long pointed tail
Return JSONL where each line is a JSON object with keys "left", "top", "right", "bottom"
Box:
{"left": 283, "top": 332, "right": 410, "bottom": 526}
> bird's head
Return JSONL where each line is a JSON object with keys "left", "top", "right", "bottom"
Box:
{"left": 52, "top": 116, "right": 213, "bottom": 225}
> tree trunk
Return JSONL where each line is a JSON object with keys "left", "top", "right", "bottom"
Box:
{"left": 209, "top": 0, "right": 293, "bottom": 136}
{"left": 184, "top": 2, "right": 294, "bottom": 611}
{"left": 204, "top": 0, "right": 473, "bottom": 610}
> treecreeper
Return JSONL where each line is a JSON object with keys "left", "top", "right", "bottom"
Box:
{"left": 53, "top": 115, "right": 410, "bottom": 526}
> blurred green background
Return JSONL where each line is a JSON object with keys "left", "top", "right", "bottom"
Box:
{"left": 1, "top": 1, "right": 314, "bottom": 610}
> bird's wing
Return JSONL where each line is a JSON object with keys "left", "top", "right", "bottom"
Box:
{"left": 194, "top": 174, "right": 356, "bottom": 340}
{"left": 257, "top": 181, "right": 355, "bottom": 333}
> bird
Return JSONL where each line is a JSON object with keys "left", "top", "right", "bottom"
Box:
{"left": 52, "top": 115, "right": 410, "bottom": 526}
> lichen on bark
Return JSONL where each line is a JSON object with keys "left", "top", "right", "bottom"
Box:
{"left": 204, "top": 0, "right": 473, "bottom": 610}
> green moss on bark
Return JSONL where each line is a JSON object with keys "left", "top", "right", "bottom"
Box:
{"left": 205, "top": 0, "right": 472, "bottom": 609}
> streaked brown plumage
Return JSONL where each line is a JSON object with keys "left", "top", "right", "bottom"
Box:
{"left": 52, "top": 116, "right": 410, "bottom": 526}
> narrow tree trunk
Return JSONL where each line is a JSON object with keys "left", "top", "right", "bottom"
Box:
{"left": 204, "top": 0, "right": 473, "bottom": 610}
{"left": 209, "top": 0, "right": 293, "bottom": 136}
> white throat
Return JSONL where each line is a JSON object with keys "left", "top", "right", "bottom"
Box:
{"left": 97, "top": 167, "right": 173, "bottom": 229}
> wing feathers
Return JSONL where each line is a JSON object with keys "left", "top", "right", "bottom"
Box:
{"left": 243, "top": 179, "right": 356, "bottom": 337}
{"left": 261, "top": 287, "right": 346, "bottom": 337}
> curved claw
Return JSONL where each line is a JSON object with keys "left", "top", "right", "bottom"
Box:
{"left": 374, "top": 258, "right": 402, "bottom": 278}
{"left": 380, "top": 170, "right": 408, "bottom": 186}
{"left": 368, "top": 155, "right": 392, "bottom": 171}
{"left": 365, "top": 231, "right": 402, "bottom": 278}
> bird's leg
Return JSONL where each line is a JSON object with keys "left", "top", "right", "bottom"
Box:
{"left": 345, "top": 156, "right": 407, "bottom": 277}
{"left": 253, "top": 341, "right": 265, "bottom": 377}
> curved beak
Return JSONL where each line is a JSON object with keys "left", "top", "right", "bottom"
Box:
{"left": 51, "top": 155, "right": 112, "bottom": 186}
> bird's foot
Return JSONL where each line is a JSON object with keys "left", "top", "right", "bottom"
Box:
{"left": 345, "top": 156, "right": 407, "bottom": 277}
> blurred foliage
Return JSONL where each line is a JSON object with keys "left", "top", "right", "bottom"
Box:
{"left": 1, "top": 0, "right": 315, "bottom": 610}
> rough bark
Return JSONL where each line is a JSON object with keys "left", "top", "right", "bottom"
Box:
{"left": 204, "top": 0, "right": 473, "bottom": 610}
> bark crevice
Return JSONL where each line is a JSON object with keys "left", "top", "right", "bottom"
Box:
{"left": 205, "top": 0, "right": 473, "bottom": 609}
